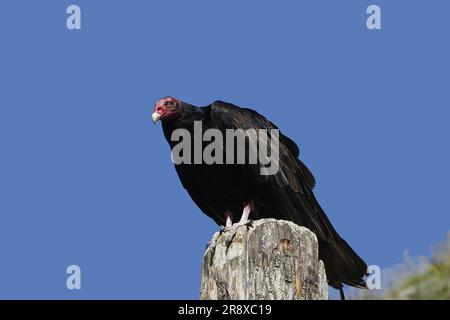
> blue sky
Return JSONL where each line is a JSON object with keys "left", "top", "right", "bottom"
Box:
{"left": 0, "top": 1, "right": 448, "bottom": 299}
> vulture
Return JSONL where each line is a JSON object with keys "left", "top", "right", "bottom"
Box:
{"left": 152, "top": 96, "right": 367, "bottom": 298}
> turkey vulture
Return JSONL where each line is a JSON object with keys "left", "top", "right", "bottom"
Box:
{"left": 152, "top": 97, "right": 367, "bottom": 296}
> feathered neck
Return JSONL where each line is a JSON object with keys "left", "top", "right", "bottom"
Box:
{"left": 161, "top": 103, "right": 211, "bottom": 144}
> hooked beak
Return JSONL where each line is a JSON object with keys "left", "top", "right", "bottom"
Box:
{"left": 152, "top": 112, "right": 161, "bottom": 124}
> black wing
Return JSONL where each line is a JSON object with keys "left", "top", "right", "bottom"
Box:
{"left": 210, "top": 100, "right": 367, "bottom": 288}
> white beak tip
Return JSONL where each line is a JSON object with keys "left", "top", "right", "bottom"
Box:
{"left": 152, "top": 112, "right": 161, "bottom": 124}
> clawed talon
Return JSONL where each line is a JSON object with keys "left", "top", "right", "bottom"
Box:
{"left": 222, "top": 219, "right": 254, "bottom": 233}
{"left": 219, "top": 204, "right": 254, "bottom": 247}
{"left": 233, "top": 219, "right": 254, "bottom": 229}
{"left": 221, "top": 226, "right": 233, "bottom": 234}
{"left": 224, "top": 219, "right": 254, "bottom": 232}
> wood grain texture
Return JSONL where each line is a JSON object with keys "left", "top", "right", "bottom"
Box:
{"left": 201, "top": 219, "right": 328, "bottom": 300}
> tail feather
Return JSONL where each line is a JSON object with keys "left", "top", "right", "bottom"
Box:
{"left": 294, "top": 173, "right": 368, "bottom": 289}
{"left": 318, "top": 235, "right": 368, "bottom": 289}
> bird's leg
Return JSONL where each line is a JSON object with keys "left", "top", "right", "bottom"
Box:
{"left": 219, "top": 211, "right": 239, "bottom": 247}
{"left": 231, "top": 203, "right": 253, "bottom": 229}
{"left": 239, "top": 204, "right": 251, "bottom": 223}
{"left": 219, "top": 211, "right": 233, "bottom": 232}
{"left": 221, "top": 204, "right": 254, "bottom": 247}
{"left": 225, "top": 211, "right": 233, "bottom": 228}
{"left": 208, "top": 210, "right": 233, "bottom": 250}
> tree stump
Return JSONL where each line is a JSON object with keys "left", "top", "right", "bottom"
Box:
{"left": 200, "top": 219, "right": 328, "bottom": 300}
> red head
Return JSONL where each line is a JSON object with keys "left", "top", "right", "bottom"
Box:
{"left": 152, "top": 97, "right": 182, "bottom": 124}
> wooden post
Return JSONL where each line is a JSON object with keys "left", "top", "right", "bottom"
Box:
{"left": 200, "top": 219, "right": 328, "bottom": 300}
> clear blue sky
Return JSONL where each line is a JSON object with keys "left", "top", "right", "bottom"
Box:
{"left": 0, "top": 0, "right": 448, "bottom": 299}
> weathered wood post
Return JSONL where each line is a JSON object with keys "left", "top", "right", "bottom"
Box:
{"left": 200, "top": 219, "right": 328, "bottom": 300}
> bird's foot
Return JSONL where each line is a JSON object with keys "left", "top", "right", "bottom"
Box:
{"left": 221, "top": 220, "right": 253, "bottom": 247}
{"left": 232, "top": 219, "right": 253, "bottom": 230}
{"left": 222, "top": 219, "right": 253, "bottom": 233}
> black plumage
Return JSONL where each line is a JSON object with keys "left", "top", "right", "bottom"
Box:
{"left": 153, "top": 97, "right": 367, "bottom": 290}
